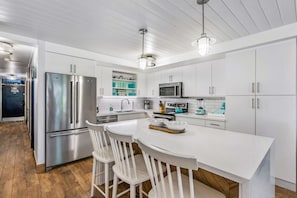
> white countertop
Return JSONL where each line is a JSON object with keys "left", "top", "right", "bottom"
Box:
{"left": 106, "top": 118, "right": 274, "bottom": 183}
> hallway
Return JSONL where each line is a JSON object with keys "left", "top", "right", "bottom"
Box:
{"left": 0, "top": 121, "right": 296, "bottom": 198}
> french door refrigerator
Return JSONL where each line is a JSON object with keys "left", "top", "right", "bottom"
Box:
{"left": 45, "top": 72, "right": 96, "bottom": 170}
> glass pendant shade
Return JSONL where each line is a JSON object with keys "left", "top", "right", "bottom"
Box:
{"left": 198, "top": 33, "right": 211, "bottom": 56}
{"left": 139, "top": 56, "right": 147, "bottom": 70}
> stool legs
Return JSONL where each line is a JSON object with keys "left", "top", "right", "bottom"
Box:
{"left": 104, "top": 163, "right": 109, "bottom": 198}
{"left": 112, "top": 174, "right": 118, "bottom": 198}
{"left": 91, "top": 157, "right": 96, "bottom": 197}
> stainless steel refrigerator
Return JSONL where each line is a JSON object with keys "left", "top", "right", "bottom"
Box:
{"left": 45, "top": 72, "right": 96, "bottom": 170}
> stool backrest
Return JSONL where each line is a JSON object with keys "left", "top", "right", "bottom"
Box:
{"left": 106, "top": 129, "right": 137, "bottom": 179}
{"left": 86, "top": 120, "right": 110, "bottom": 158}
{"left": 137, "top": 139, "right": 198, "bottom": 198}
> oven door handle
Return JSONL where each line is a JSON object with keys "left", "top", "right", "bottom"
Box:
{"left": 153, "top": 115, "right": 175, "bottom": 120}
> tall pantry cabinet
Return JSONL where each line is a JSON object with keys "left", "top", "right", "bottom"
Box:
{"left": 225, "top": 39, "right": 296, "bottom": 187}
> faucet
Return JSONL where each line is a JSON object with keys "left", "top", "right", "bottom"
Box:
{"left": 121, "top": 99, "right": 130, "bottom": 111}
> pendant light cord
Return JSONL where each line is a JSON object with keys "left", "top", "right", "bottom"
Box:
{"left": 202, "top": 1, "right": 205, "bottom": 34}
{"left": 141, "top": 31, "right": 145, "bottom": 56}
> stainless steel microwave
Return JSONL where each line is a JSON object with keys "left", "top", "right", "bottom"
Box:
{"left": 159, "top": 82, "right": 182, "bottom": 97}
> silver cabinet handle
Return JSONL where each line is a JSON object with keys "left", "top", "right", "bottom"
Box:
{"left": 102, "top": 88, "right": 104, "bottom": 95}
{"left": 252, "top": 98, "right": 255, "bottom": 109}
{"left": 70, "top": 64, "right": 73, "bottom": 73}
{"left": 74, "top": 64, "right": 77, "bottom": 73}
{"left": 209, "top": 86, "right": 211, "bottom": 95}
{"left": 257, "top": 98, "right": 260, "bottom": 109}
{"left": 210, "top": 123, "right": 220, "bottom": 126}
{"left": 257, "top": 82, "right": 260, "bottom": 93}
{"left": 212, "top": 86, "right": 215, "bottom": 95}
{"left": 252, "top": 82, "right": 255, "bottom": 93}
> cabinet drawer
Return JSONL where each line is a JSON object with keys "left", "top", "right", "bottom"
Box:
{"left": 176, "top": 117, "right": 205, "bottom": 126}
{"left": 205, "top": 120, "right": 225, "bottom": 129}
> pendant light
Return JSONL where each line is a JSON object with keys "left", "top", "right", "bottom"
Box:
{"left": 192, "top": 0, "right": 215, "bottom": 56}
{"left": 138, "top": 28, "right": 156, "bottom": 69}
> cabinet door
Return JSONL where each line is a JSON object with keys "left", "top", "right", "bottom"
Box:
{"left": 100, "top": 67, "right": 112, "bottom": 96}
{"left": 137, "top": 72, "right": 146, "bottom": 97}
{"left": 225, "top": 96, "right": 256, "bottom": 135}
{"left": 45, "top": 52, "right": 73, "bottom": 74}
{"left": 72, "top": 57, "right": 96, "bottom": 77}
{"left": 146, "top": 72, "right": 159, "bottom": 97}
{"left": 211, "top": 59, "right": 225, "bottom": 96}
{"left": 196, "top": 62, "right": 212, "bottom": 96}
{"left": 170, "top": 67, "right": 183, "bottom": 83}
{"left": 158, "top": 70, "right": 170, "bottom": 83}
{"left": 256, "top": 39, "right": 296, "bottom": 95}
{"left": 256, "top": 96, "right": 296, "bottom": 183}
{"left": 225, "top": 50, "right": 256, "bottom": 95}
{"left": 182, "top": 65, "right": 197, "bottom": 97}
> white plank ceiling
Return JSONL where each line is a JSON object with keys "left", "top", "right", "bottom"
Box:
{"left": 0, "top": 0, "right": 296, "bottom": 69}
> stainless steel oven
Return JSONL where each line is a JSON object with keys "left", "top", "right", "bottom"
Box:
{"left": 152, "top": 102, "right": 188, "bottom": 121}
{"left": 159, "top": 82, "right": 182, "bottom": 97}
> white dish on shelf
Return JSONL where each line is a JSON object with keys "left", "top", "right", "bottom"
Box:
{"left": 165, "top": 121, "right": 187, "bottom": 131}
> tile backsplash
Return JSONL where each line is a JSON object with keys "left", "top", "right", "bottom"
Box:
{"left": 97, "top": 96, "right": 225, "bottom": 114}
{"left": 147, "top": 97, "right": 225, "bottom": 113}
{"left": 97, "top": 97, "right": 145, "bottom": 113}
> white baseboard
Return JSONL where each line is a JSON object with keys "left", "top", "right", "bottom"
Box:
{"left": 275, "top": 178, "right": 296, "bottom": 192}
{"left": 1, "top": 116, "right": 24, "bottom": 122}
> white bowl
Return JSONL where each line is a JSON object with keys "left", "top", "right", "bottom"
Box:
{"left": 149, "top": 118, "right": 167, "bottom": 127}
{"left": 165, "top": 121, "right": 187, "bottom": 131}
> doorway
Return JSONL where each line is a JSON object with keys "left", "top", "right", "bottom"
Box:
{"left": 2, "top": 78, "right": 25, "bottom": 118}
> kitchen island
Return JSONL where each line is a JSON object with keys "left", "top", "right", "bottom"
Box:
{"left": 106, "top": 118, "right": 275, "bottom": 198}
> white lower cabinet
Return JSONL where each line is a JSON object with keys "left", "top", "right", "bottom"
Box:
{"left": 256, "top": 96, "right": 296, "bottom": 184}
{"left": 226, "top": 95, "right": 296, "bottom": 184}
{"left": 176, "top": 116, "right": 205, "bottom": 126}
{"left": 225, "top": 96, "right": 256, "bottom": 135}
{"left": 205, "top": 120, "right": 225, "bottom": 130}
{"left": 176, "top": 116, "right": 225, "bottom": 130}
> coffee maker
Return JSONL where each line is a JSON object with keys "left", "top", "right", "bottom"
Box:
{"left": 144, "top": 100, "right": 150, "bottom": 110}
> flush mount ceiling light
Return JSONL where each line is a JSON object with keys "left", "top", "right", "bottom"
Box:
{"left": 192, "top": 0, "right": 216, "bottom": 56}
{"left": 0, "top": 41, "right": 13, "bottom": 55}
{"left": 138, "top": 28, "right": 156, "bottom": 70}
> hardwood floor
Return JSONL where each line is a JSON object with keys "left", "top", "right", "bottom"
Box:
{"left": 0, "top": 121, "right": 296, "bottom": 198}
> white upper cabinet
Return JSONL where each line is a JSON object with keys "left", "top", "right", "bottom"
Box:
{"left": 196, "top": 59, "right": 225, "bottom": 96}
{"left": 182, "top": 64, "right": 197, "bottom": 97}
{"left": 225, "top": 50, "right": 256, "bottom": 96}
{"left": 159, "top": 67, "right": 183, "bottom": 83}
{"left": 226, "top": 39, "right": 296, "bottom": 96}
{"left": 256, "top": 39, "right": 296, "bottom": 95}
{"left": 136, "top": 72, "right": 146, "bottom": 97}
{"left": 45, "top": 52, "right": 96, "bottom": 77}
{"left": 146, "top": 72, "right": 159, "bottom": 97}
{"left": 196, "top": 62, "right": 212, "bottom": 96}
{"left": 95, "top": 66, "right": 112, "bottom": 96}
{"left": 211, "top": 59, "right": 226, "bottom": 96}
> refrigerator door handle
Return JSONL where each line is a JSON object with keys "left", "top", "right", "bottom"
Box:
{"left": 49, "top": 131, "right": 74, "bottom": 138}
{"left": 74, "top": 129, "right": 89, "bottom": 135}
{"left": 76, "top": 81, "right": 79, "bottom": 123}
{"left": 70, "top": 81, "right": 73, "bottom": 124}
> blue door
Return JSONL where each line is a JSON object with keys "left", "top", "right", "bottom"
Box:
{"left": 2, "top": 85, "right": 25, "bottom": 117}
